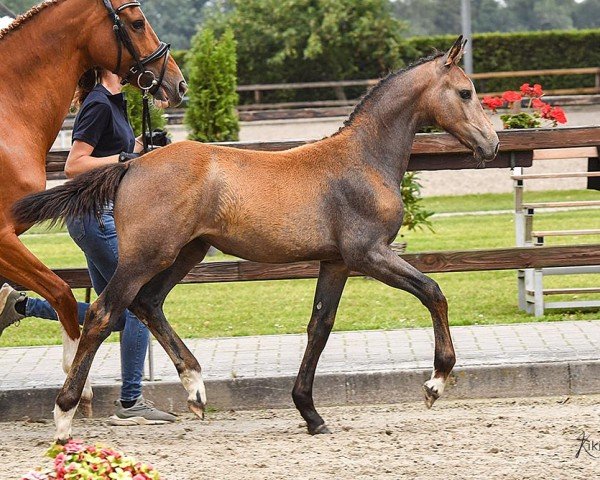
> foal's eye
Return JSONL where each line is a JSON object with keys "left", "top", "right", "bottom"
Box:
{"left": 459, "top": 89, "right": 472, "bottom": 100}
{"left": 132, "top": 20, "right": 145, "bottom": 30}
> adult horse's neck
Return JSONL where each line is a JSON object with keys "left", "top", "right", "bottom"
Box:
{"left": 334, "top": 61, "right": 434, "bottom": 184}
{"left": 0, "top": 0, "right": 101, "bottom": 157}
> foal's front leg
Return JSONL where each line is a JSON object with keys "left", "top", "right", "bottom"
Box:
{"left": 354, "top": 245, "right": 455, "bottom": 407}
{"left": 293, "top": 260, "right": 349, "bottom": 434}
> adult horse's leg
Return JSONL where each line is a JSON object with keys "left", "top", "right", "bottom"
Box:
{"left": 352, "top": 245, "right": 455, "bottom": 408}
{"left": 0, "top": 228, "right": 93, "bottom": 414}
{"left": 53, "top": 255, "right": 179, "bottom": 442}
{"left": 129, "top": 239, "right": 211, "bottom": 418}
{"left": 292, "top": 260, "right": 348, "bottom": 434}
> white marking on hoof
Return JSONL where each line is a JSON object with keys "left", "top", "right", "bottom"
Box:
{"left": 423, "top": 374, "right": 446, "bottom": 409}
{"left": 180, "top": 369, "right": 207, "bottom": 405}
{"left": 54, "top": 404, "right": 77, "bottom": 443}
{"left": 0, "top": 283, "right": 12, "bottom": 310}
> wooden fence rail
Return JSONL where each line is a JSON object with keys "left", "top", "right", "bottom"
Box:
{"left": 47, "top": 126, "right": 600, "bottom": 181}
{"left": 3, "top": 246, "right": 600, "bottom": 292}
{"left": 237, "top": 67, "right": 600, "bottom": 111}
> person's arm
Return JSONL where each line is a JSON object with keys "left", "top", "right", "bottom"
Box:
{"left": 134, "top": 135, "right": 144, "bottom": 154}
{"left": 64, "top": 141, "right": 119, "bottom": 179}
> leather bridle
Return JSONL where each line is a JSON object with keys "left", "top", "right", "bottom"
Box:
{"left": 101, "top": 0, "right": 171, "bottom": 96}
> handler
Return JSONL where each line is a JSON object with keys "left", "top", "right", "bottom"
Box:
{"left": 0, "top": 67, "right": 174, "bottom": 426}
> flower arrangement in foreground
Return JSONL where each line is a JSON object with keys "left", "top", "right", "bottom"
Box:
{"left": 21, "top": 440, "right": 160, "bottom": 480}
{"left": 482, "top": 83, "right": 567, "bottom": 129}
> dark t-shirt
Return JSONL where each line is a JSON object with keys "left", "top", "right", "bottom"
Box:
{"left": 72, "top": 84, "right": 135, "bottom": 157}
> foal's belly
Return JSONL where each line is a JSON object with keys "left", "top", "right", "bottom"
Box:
{"left": 204, "top": 216, "right": 341, "bottom": 264}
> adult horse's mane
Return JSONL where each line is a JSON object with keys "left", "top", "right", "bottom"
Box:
{"left": 337, "top": 51, "right": 445, "bottom": 134}
{"left": 0, "top": 0, "right": 66, "bottom": 41}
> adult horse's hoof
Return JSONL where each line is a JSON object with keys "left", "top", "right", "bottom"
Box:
{"left": 54, "top": 436, "right": 72, "bottom": 446}
{"left": 79, "top": 398, "right": 93, "bottom": 418}
{"left": 422, "top": 383, "right": 440, "bottom": 409}
{"left": 309, "top": 423, "right": 331, "bottom": 435}
{"left": 187, "top": 399, "right": 206, "bottom": 420}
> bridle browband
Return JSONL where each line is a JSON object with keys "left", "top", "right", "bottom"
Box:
{"left": 101, "top": 0, "right": 170, "bottom": 95}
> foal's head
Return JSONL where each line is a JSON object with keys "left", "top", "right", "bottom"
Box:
{"left": 87, "top": 0, "right": 186, "bottom": 106}
{"left": 420, "top": 37, "right": 499, "bottom": 164}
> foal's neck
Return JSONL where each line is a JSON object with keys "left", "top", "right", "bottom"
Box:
{"left": 337, "top": 64, "right": 432, "bottom": 184}
{"left": 0, "top": 0, "right": 95, "bottom": 155}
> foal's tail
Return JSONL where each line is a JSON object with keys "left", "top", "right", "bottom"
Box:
{"left": 13, "top": 162, "right": 130, "bottom": 227}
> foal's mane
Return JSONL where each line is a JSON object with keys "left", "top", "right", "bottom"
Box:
{"left": 0, "top": 0, "right": 67, "bottom": 41}
{"left": 335, "top": 51, "right": 444, "bottom": 134}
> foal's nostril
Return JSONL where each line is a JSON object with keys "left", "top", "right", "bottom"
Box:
{"left": 178, "top": 80, "right": 188, "bottom": 97}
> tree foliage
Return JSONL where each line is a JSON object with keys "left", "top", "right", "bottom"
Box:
{"left": 123, "top": 85, "right": 166, "bottom": 137}
{"left": 204, "top": 0, "right": 411, "bottom": 100}
{"left": 394, "top": 0, "right": 600, "bottom": 36}
{"left": 184, "top": 28, "right": 239, "bottom": 142}
{"left": 136, "top": 0, "right": 209, "bottom": 50}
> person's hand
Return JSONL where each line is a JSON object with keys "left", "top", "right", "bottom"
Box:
{"left": 145, "top": 129, "right": 171, "bottom": 148}
{"left": 118, "top": 152, "right": 140, "bottom": 163}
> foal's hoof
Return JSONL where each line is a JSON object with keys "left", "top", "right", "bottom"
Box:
{"left": 187, "top": 398, "right": 206, "bottom": 420}
{"left": 422, "top": 383, "right": 441, "bottom": 409}
{"left": 309, "top": 423, "right": 331, "bottom": 435}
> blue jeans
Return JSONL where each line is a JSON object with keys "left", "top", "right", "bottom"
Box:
{"left": 25, "top": 205, "right": 149, "bottom": 402}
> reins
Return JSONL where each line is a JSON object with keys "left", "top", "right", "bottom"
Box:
{"left": 101, "top": 0, "right": 171, "bottom": 152}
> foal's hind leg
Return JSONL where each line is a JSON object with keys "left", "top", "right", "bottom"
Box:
{"left": 292, "top": 260, "right": 348, "bottom": 434}
{"left": 352, "top": 245, "right": 455, "bottom": 408}
{"left": 129, "top": 239, "right": 211, "bottom": 419}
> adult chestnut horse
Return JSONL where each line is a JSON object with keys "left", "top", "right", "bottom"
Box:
{"left": 0, "top": 0, "right": 185, "bottom": 414}
{"left": 15, "top": 37, "right": 499, "bottom": 441}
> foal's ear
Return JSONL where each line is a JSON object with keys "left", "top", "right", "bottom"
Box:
{"left": 443, "top": 35, "right": 467, "bottom": 67}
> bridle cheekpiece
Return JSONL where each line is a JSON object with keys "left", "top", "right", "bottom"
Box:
{"left": 101, "top": 0, "right": 171, "bottom": 95}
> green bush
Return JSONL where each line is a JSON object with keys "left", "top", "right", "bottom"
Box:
{"left": 123, "top": 85, "right": 166, "bottom": 137}
{"left": 406, "top": 29, "right": 600, "bottom": 93}
{"left": 203, "top": 0, "right": 412, "bottom": 104}
{"left": 401, "top": 172, "right": 434, "bottom": 231}
{"left": 185, "top": 28, "right": 240, "bottom": 142}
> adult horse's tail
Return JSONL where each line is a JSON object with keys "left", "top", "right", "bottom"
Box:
{"left": 13, "top": 163, "right": 130, "bottom": 227}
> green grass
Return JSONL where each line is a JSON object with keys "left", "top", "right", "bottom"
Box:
{"left": 1, "top": 191, "right": 598, "bottom": 347}
{"left": 423, "top": 189, "right": 599, "bottom": 214}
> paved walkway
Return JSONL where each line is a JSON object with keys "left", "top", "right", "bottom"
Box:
{"left": 1, "top": 321, "right": 598, "bottom": 391}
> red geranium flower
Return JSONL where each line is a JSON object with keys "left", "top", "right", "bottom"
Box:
{"left": 501, "top": 90, "right": 522, "bottom": 104}
{"left": 482, "top": 96, "right": 504, "bottom": 112}
{"left": 531, "top": 98, "right": 547, "bottom": 109}
{"left": 532, "top": 83, "right": 543, "bottom": 97}
{"left": 549, "top": 106, "right": 567, "bottom": 124}
{"left": 520, "top": 83, "right": 544, "bottom": 98}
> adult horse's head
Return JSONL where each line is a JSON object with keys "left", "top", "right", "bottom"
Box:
{"left": 421, "top": 36, "right": 499, "bottom": 165}
{"left": 87, "top": 0, "right": 187, "bottom": 106}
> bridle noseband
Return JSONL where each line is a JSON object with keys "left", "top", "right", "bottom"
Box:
{"left": 102, "top": 0, "right": 170, "bottom": 96}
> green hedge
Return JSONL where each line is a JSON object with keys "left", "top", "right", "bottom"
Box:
{"left": 405, "top": 30, "right": 600, "bottom": 93}
{"left": 171, "top": 29, "right": 599, "bottom": 97}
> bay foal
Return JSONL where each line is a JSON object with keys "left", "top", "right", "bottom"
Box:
{"left": 15, "top": 37, "right": 499, "bottom": 441}
{"left": 0, "top": 0, "right": 185, "bottom": 415}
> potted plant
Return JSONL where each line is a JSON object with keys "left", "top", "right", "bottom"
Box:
{"left": 482, "top": 83, "right": 567, "bottom": 129}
